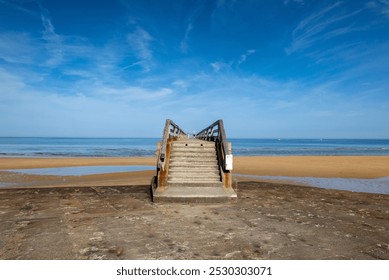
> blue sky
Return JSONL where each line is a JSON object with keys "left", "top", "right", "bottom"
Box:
{"left": 0, "top": 0, "right": 388, "bottom": 138}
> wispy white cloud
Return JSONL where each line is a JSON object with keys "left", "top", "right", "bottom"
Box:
{"left": 0, "top": 32, "right": 40, "bottom": 64}
{"left": 1, "top": 1, "right": 388, "bottom": 138}
{"left": 94, "top": 86, "right": 173, "bottom": 102}
{"left": 210, "top": 49, "right": 256, "bottom": 72}
{"left": 210, "top": 61, "right": 231, "bottom": 72}
{"left": 1, "top": 61, "right": 388, "bottom": 137}
{"left": 38, "top": 3, "right": 64, "bottom": 66}
{"left": 126, "top": 26, "right": 154, "bottom": 71}
{"left": 180, "top": 22, "right": 193, "bottom": 53}
{"left": 0, "top": 66, "right": 176, "bottom": 136}
{"left": 367, "top": 0, "right": 389, "bottom": 18}
{"left": 286, "top": 2, "right": 362, "bottom": 54}
{"left": 0, "top": 67, "right": 25, "bottom": 92}
{"left": 237, "top": 49, "right": 256, "bottom": 65}
{"left": 179, "top": 1, "right": 207, "bottom": 54}
{"left": 214, "top": 0, "right": 237, "bottom": 11}
{"left": 283, "top": 0, "right": 304, "bottom": 5}
{"left": 0, "top": 0, "right": 39, "bottom": 17}
{"left": 172, "top": 79, "right": 188, "bottom": 89}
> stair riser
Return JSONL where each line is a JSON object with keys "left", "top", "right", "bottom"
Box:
{"left": 170, "top": 152, "right": 216, "bottom": 157}
{"left": 167, "top": 183, "right": 224, "bottom": 188}
{"left": 169, "top": 163, "right": 218, "bottom": 167}
{"left": 170, "top": 158, "right": 218, "bottom": 162}
{"left": 169, "top": 170, "right": 219, "bottom": 177}
{"left": 169, "top": 168, "right": 219, "bottom": 172}
{"left": 168, "top": 182, "right": 221, "bottom": 186}
{"left": 168, "top": 178, "right": 221, "bottom": 182}
{"left": 171, "top": 148, "right": 216, "bottom": 152}
{"left": 168, "top": 176, "right": 221, "bottom": 181}
{"left": 172, "top": 143, "right": 215, "bottom": 148}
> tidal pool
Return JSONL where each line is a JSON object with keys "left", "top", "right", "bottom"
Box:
{"left": 4, "top": 165, "right": 155, "bottom": 176}
{"left": 235, "top": 174, "right": 389, "bottom": 195}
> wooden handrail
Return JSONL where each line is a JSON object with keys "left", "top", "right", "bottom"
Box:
{"left": 158, "top": 119, "right": 186, "bottom": 170}
{"left": 195, "top": 119, "right": 232, "bottom": 171}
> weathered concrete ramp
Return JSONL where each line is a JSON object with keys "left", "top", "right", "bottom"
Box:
{"left": 152, "top": 120, "right": 237, "bottom": 202}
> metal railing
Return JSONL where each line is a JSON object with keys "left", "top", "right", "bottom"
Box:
{"left": 157, "top": 119, "right": 187, "bottom": 171}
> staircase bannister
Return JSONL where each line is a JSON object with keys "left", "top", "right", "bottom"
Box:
{"left": 195, "top": 119, "right": 232, "bottom": 171}
{"left": 158, "top": 119, "right": 187, "bottom": 171}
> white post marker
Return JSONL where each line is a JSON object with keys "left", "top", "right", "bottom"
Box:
{"left": 225, "top": 154, "right": 233, "bottom": 170}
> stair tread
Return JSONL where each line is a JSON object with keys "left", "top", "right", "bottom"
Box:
{"left": 167, "top": 138, "right": 222, "bottom": 186}
{"left": 154, "top": 186, "right": 236, "bottom": 197}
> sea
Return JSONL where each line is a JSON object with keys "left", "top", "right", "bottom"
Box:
{"left": 0, "top": 137, "right": 388, "bottom": 157}
{"left": 1, "top": 137, "right": 389, "bottom": 194}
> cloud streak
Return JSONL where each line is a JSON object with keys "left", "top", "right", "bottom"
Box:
{"left": 1, "top": 0, "right": 388, "bottom": 137}
{"left": 180, "top": 22, "right": 193, "bottom": 53}
{"left": 0, "top": 32, "right": 39, "bottom": 64}
{"left": 126, "top": 26, "right": 154, "bottom": 71}
{"left": 367, "top": 0, "right": 389, "bottom": 18}
{"left": 38, "top": 3, "right": 64, "bottom": 66}
{"left": 286, "top": 2, "right": 362, "bottom": 54}
{"left": 0, "top": 0, "right": 39, "bottom": 17}
{"left": 210, "top": 49, "right": 256, "bottom": 72}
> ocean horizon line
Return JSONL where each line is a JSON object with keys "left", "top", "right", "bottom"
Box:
{"left": 1, "top": 136, "right": 389, "bottom": 140}
{"left": 1, "top": 138, "right": 389, "bottom": 157}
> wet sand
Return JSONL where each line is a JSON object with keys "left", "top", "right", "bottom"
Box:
{"left": 0, "top": 156, "right": 388, "bottom": 260}
{"left": 1, "top": 156, "right": 389, "bottom": 189}
{"left": 0, "top": 157, "right": 155, "bottom": 170}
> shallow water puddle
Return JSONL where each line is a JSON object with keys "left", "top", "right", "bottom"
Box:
{"left": 3, "top": 165, "right": 155, "bottom": 176}
{"left": 236, "top": 174, "right": 389, "bottom": 195}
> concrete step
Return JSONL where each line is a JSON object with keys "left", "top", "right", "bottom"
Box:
{"left": 171, "top": 146, "right": 216, "bottom": 152}
{"left": 169, "top": 167, "right": 219, "bottom": 172}
{"left": 170, "top": 156, "right": 217, "bottom": 161}
{"left": 168, "top": 175, "right": 221, "bottom": 183}
{"left": 152, "top": 186, "right": 237, "bottom": 202}
{"left": 170, "top": 150, "right": 216, "bottom": 157}
{"left": 167, "top": 182, "right": 224, "bottom": 188}
{"left": 168, "top": 172, "right": 220, "bottom": 178}
{"left": 169, "top": 162, "right": 218, "bottom": 167}
{"left": 167, "top": 177, "right": 220, "bottom": 184}
{"left": 170, "top": 151, "right": 216, "bottom": 157}
{"left": 168, "top": 173, "right": 220, "bottom": 180}
{"left": 170, "top": 154, "right": 217, "bottom": 162}
{"left": 172, "top": 142, "right": 215, "bottom": 148}
{"left": 169, "top": 169, "right": 220, "bottom": 175}
{"left": 169, "top": 157, "right": 218, "bottom": 163}
{"left": 172, "top": 143, "right": 215, "bottom": 147}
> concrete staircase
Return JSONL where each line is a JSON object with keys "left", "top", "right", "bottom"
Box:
{"left": 168, "top": 139, "right": 221, "bottom": 186}
{"left": 153, "top": 138, "right": 237, "bottom": 202}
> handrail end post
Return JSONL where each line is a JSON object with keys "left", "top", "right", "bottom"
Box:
{"left": 225, "top": 154, "right": 233, "bottom": 171}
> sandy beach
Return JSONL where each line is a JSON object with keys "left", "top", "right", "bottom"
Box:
{"left": 234, "top": 156, "right": 389, "bottom": 179}
{"left": 1, "top": 156, "right": 389, "bottom": 189}
{"left": 1, "top": 156, "right": 388, "bottom": 260}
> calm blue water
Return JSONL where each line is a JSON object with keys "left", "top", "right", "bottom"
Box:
{"left": 231, "top": 138, "right": 389, "bottom": 156}
{"left": 0, "top": 137, "right": 388, "bottom": 157}
{"left": 236, "top": 174, "right": 389, "bottom": 195}
{"left": 7, "top": 165, "right": 155, "bottom": 176}
{"left": 0, "top": 138, "right": 159, "bottom": 157}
